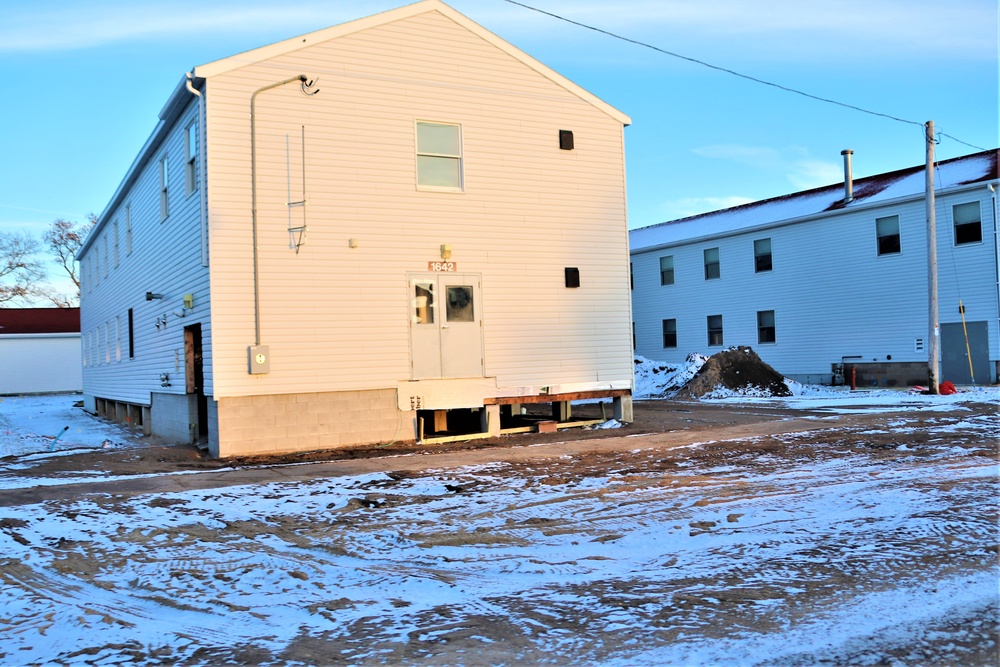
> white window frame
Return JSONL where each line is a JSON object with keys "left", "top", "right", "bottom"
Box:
{"left": 753, "top": 238, "right": 772, "bottom": 273}
{"left": 662, "top": 318, "right": 677, "bottom": 348}
{"left": 113, "top": 220, "right": 120, "bottom": 268}
{"left": 757, "top": 309, "right": 776, "bottom": 344}
{"left": 704, "top": 247, "right": 721, "bottom": 280}
{"left": 952, "top": 201, "right": 983, "bottom": 246}
{"left": 415, "top": 120, "right": 464, "bottom": 192}
{"left": 659, "top": 255, "right": 674, "bottom": 286}
{"left": 707, "top": 314, "right": 724, "bottom": 347}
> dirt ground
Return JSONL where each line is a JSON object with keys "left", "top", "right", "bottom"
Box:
{"left": 1, "top": 397, "right": 997, "bottom": 665}
{"left": 1, "top": 399, "right": 847, "bottom": 487}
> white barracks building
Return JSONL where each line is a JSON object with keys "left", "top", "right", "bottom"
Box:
{"left": 77, "top": 0, "right": 634, "bottom": 457}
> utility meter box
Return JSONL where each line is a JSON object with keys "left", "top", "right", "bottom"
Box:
{"left": 248, "top": 345, "right": 270, "bottom": 374}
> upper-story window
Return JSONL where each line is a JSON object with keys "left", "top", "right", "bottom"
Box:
{"left": 102, "top": 236, "right": 109, "bottom": 277}
{"left": 659, "top": 255, "right": 674, "bottom": 285}
{"left": 876, "top": 215, "right": 900, "bottom": 255}
{"left": 704, "top": 247, "right": 720, "bottom": 280}
{"left": 953, "top": 202, "right": 982, "bottom": 245}
{"left": 113, "top": 220, "right": 120, "bottom": 268}
{"left": 159, "top": 156, "right": 169, "bottom": 220}
{"left": 416, "top": 121, "right": 463, "bottom": 191}
{"left": 125, "top": 204, "right": 133, "bottom": 255}
{"left": 185, "top": 123, "right": 198, "bottom": 196}
{"left": 754, "top": 238, "right": 772, "bottom": 272}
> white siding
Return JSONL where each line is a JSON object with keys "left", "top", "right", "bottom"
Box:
{"left": 632, "top": 185, "right": 999, "bottom": 383}
{"left": 204, "top": 10, "right": 632, "bottom": 398}
{"left": 80, "top": 96, "right": 212, "bottom": 406}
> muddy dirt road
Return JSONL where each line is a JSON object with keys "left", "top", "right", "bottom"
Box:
{"left": 0, "top": 399, "right": 997, "bottom": 665}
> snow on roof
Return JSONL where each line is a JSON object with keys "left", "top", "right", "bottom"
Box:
{"left": 0, "top": 308, "right": 80, "bottom": 335}
{"left": 630, "top": 149, "right": 999, "bottom": 252}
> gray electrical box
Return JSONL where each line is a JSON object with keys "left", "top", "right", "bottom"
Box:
{"left": 248, "top": 345, "right": 270, "bottom": 374}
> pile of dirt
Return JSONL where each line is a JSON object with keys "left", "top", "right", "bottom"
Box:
{"left": 675, "top": 346, "right": 792, "bottom": 398}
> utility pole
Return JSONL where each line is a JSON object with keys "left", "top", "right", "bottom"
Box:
{"left": 926, "top": 120, "right": 939, "bottom": 394}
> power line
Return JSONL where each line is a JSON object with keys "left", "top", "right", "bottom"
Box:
{"left": 502, "top": 0, "right": 988, "bottom": 151}
{"left": 938, "top": 132, "right": 988, "bottom": 152}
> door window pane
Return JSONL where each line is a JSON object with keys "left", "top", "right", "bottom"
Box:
{"left": 446, "top": 285, "right": 474, "bottom": 322}
{"left": 413, "top": 282, "right": 434, "bottom": 324}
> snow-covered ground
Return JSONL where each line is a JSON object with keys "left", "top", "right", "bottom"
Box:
{"left": 0, "top": 405, "right": 996, "bottom": 665}
{"left": 0, "top": 370, "right": 997, "bottom": 665}
{"left": 633, "top": 352, "right": 1000, "bottom": 412}
{"left": 0, "top": 393, "right": 145, "bottom": 458}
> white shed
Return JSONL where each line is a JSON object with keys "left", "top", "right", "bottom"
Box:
{"left": 630, "top": 150, "right": 999, "bottom": 387}
{"left": 0, "top": 308, "right": 82, "bottom": 395}
{"left": 77, "top": 0, "right": 633, "bottom": 456}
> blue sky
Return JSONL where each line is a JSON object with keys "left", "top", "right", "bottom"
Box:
{"left": 1, "top": 0, "right": 996, "bottom": 295}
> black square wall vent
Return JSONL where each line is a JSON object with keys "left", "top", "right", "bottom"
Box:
{"left": 559, "top": 130, "right": 574, "bottom": 150}
{"left": 565, "top": 267, "right": 580, "bottom": 288}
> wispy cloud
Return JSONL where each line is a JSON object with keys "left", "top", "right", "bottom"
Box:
{"left": 5, "top": 0, "right": 994, "bottom": 63}
{"left": 692, "top": 144, "right": 842, "bottom": 190}
{"left": 0, "top": 1, "right": 385, "bottom": 53}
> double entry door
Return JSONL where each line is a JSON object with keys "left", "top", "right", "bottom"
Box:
{"left": 409, "top": 273, "right": 484, "bottom": 380}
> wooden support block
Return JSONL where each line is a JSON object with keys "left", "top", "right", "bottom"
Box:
{"left": 537, "top": 420, "right": 558, "bottom": 433}
{"left": 433, "top": 410, "right": 448, "bottom": 433}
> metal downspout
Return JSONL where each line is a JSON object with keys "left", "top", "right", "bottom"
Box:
{"left": 990, "top": 183, "right": 1000, "bottom": 382}
{"left": 185, "top": 73, "right": 208, "bottom": 267}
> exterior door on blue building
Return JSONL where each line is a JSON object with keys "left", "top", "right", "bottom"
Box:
{"left": 941, "top": 321, "right": 990, "bottom": 385}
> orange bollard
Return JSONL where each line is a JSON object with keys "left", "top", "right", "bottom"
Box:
{"left": 850, "top": 366, "right": 857, "bottom": 391}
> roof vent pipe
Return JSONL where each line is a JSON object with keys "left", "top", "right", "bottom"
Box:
{"left": 841, "top": 149, "right": 854, "bottom": 203}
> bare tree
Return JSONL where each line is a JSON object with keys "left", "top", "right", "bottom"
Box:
{"left": 43, "top": 214, "right": 97, "bottom": 297}
{"left": 0, "top": 231, "right": 47, "bottom": 306}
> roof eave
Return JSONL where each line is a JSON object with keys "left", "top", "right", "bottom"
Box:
{"left": 78, "top": 75, "right": 203, "bottom": 260}
{"left": 629, "top": 177, "right": 1000, "bottom": 255}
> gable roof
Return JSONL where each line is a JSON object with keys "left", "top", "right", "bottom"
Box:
{"left": 193, "top": 0, "right": 629, "bottom": 126}
{"left": 630, "top": 149, "right": 999, "bottom": 252}
{"left": 0, "top": 308, "right": 80, "bottom": 335}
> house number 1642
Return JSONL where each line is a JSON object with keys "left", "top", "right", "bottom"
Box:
{"left": 428, "top": 261, "right": 457, "bottom": 272}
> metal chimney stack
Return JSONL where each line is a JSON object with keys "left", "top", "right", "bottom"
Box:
{"left": 841, "top": 149, "right": 854, "bottom": 203}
